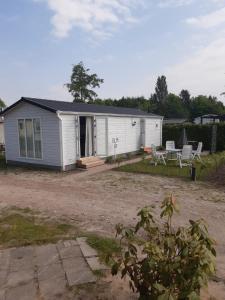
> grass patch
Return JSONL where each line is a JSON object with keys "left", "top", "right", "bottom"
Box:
{"left": 0, "top": 154, "right": 6, "bottom": 169}
{"left": 0, "top": 209, "right": 76, "bottom": 248}
{"left": 117, "top": 151, "right": 225, "bottom": 181}
{"left": 86, "top": 234, "right": 120, "bottom": 263}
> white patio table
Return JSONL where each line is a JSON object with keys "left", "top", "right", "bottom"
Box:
{"left": 166, "top": 148, "right": 182, "bottom": 160}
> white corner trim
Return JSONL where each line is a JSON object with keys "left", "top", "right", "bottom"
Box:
{"left": 56, "top": 112, "right": 64, "bottom": 170}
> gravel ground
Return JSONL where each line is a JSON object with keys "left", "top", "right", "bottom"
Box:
{"left": 0, "top": 168, "right": 225, "bottom": 298}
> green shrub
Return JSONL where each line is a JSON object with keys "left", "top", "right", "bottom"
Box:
{"left": 111, "top": 195, "right": 216, "bottom": 299}
{"left": 163, "top": 123, "right": 225, "bottom": 151}
{"left": 105, "top": 156, "right": 114, "bottom": 164}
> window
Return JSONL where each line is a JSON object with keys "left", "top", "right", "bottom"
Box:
{"left": 18, "top": 118, "right": 42, "bottom": 159}
{"left": 18, "top": 120, "right": 26, "bottom": 157}
{"left": 33, "top": 119, "right": 42, "bottom": 159}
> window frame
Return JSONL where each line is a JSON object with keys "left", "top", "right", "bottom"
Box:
{"left": 17, "top": 118, "right": 43, "bottom": 160}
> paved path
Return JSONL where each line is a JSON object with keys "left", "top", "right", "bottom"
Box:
{"left": 0, "top": 238, "right": 107, "bottom": 300}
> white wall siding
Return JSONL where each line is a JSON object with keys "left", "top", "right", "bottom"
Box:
{"left": 145, "top": 119, "right": 161, "bottom": 147}
{"left": 96, "top": 117, "right": 107, "bottom": 156}
{"left": 107, "top": 117, "right": 141, "bottom": 156}
{"left": 4, "top": 102, "right": 61, "bottom": 167}
{"left": 61, "top": 115, "right": 76, "bottom": 166}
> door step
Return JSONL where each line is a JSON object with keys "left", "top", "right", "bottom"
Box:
{"left": 76, "top": 156, "right": 105, "bottom": 169}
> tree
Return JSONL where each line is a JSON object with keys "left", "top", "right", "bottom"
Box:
{"left": 190, "top": 95, "right": 225, "bottom": 119}
{"left": 180, "top": 89, "right": 191, "bottom": 106}
{"left": 0, "top": 98, "right": 6, "bottom": 109}
{"left": 164, "top": 93, "right": 189, "bottom": 118}
{"left": 111, "top": 195, "right": 216, "bottom": 299}
{"left": 154, "top": 75, "right": 168, "bottom": 104}
{"left": 66, "top": 62, "right": 104, "bottom": 103}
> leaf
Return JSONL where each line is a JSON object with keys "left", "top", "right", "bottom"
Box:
{"left": 188, "top": 291, "right": 200, "bottom": 300}
{"left": 158, "top": 291, "right": 171, "bottom": 300}
{"left": 111, "top": 262, "right": 120, "bottom": 276}
{"left": 153, "top": 283, "right": 165, "bottom": 292}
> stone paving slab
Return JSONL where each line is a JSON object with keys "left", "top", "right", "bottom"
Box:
{"left": 34, "top": 244, "right": 60, "bottom": 267}
{"left": 6, "top": 269, "right": 34, "bottom": 288}
{"left": 0, "top": 290, "right": 5, "bottom": 300}
{"left": 57, "top": 244, "right": 83, "bottom": 259}
{"left": 9, "top": 246, "right": 35, "bottom": 272}
{"left": 38, "top": 276, "right": 67, "bottom": 300}
{"left": 0, "top": 239, "right": 108, "bottom": 299}
{"left": 0, "top": 270, "right": 7, "bottom": 288}
{"left": 77, "top": 237, "right": 98, "bottom": 258}
{"left": 0, "top": 250, "right": 10, "bottom": 271}
{"left": 5, "top": 280, "right": 37, "bottom": 300}
{"left": 62, "top": 256, "right": 96, "bottom": 286}
{"left": 37, "top": 263, "right": 65, "bottom": 282}
{"left": 86, "top": 256, "right": 110, "bottom": 271}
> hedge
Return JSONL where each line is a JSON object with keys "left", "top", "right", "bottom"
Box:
{"left": 163, "top": 122, "right": 225, "bottom": 152}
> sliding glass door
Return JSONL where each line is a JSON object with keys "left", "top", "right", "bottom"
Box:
{"left": 18, "top": 118, "right": 42, "bottom": 159}
{"left": 25, "top": 119, "right": 34, "bottom": 158}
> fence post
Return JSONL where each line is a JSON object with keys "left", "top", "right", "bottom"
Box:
{"left": 191, "top": 165, "right": 196, "bottom": 181}
{"left": 211, "top": 125, "right": 217, "bottom": 154}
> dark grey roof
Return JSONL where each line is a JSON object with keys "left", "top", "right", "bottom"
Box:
{"left": 1, "top": 97, "right": 162, "bottom": 118}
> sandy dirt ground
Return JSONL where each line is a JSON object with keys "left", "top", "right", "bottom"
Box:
{"left": 0, "top": 168, "right": 225, "bottom": 299}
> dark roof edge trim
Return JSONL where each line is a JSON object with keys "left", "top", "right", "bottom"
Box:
{"left": 0, "top": 97, "right": 57, "bottom": 116}
{"left": 0, "top": 97, "right": 163, "bottom": 118}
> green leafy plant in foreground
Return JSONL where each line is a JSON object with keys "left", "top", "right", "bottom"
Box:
{"left": 111, "top": 195, "right": 216, "bottom": 299}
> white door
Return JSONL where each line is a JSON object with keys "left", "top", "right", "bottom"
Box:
{"left": 96, "top": 118, "right": 107, "bottom": 156}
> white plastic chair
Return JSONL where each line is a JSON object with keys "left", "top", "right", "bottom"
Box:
{"left": 151, "top": 144, "right": 167, "bottom": 166}
{"left": 177, "top": 145, "right": 193, "bottom": 168}
{"left": 166, "top": 141, "right": 175, "bottom": 151}
{"left": 192, "top": 142, "right": 203, "bottom": 161}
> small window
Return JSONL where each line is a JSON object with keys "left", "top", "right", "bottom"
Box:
{"left": 18, "top": 118, "right": 42, "bottom": 159}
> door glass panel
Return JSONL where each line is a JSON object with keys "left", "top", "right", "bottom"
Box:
{"left": 33, "top": 119, "right": 42, "bottom": 159}
{"left": 25, "top": 119, "right": 34, "bottom": 158}
{"left": 18, "top": 119, "right": 26, "bottom": 157}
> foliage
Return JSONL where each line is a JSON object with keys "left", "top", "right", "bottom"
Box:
{"left": 111, "top": 196, "right": 216, "bottom": 299}
{"left": 63, "top": 65, "right": 225, "bottom": 118}
{"left": 190, "top": 96, "right": 225, "bottom": 119}
{"left": 0, "top": 209, "right": 75, "bottom": 247}
{"left": 164, "top": 94, "right": 189, "bottom": 119}
{"left": 91, "top": 80, "right": 225, "bottom": 120}
{"left": 66, "top": 61, "right": 104, "bottom": 103}
{"left": 180, "top": 90, "right": 191, "bottom": 107}
{"left": 117, "top": 152, "right": 225, "bottom": 181}
{"left": 0, "top": 154, "right": 6, "bottom": 169}
{"left": 0, "top": 98, "right": 6, "bottom": 108}
{"left": 163, "top": 123, "right": 225, "bottom": 151}
{"left": 154, "top": 75, "right": 168, "bottom": 104}
{"left": 86, "top": 234, "right": 120, "bottom": 263}
{"left": 105, "top": 153, "right": 138, "bottom": 164}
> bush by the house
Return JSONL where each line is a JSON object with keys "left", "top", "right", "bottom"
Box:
{"left": 111, "top": 195, "right": 216, "bottom": 300}
{"left": 163, "top": 123, "right": 225, "bottom": 151}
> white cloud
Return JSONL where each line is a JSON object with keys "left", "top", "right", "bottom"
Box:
{"left": 186, "top": 6, "right": 225, "bottom": 28}
{"left": 158, "top": 0, "right": 225, "bottom": 8}
{"left": 165, "top": 34, "right": 225, "bottom": 100}
{"left": 34, "top": 0, "right": 143, "bottom": 39}
{"left": 158, "top": 0, "right": 194, "bottom": 8}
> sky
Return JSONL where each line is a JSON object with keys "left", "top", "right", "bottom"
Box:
{"left": 1, "top": 0, "right": 225, "bottom": 106}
